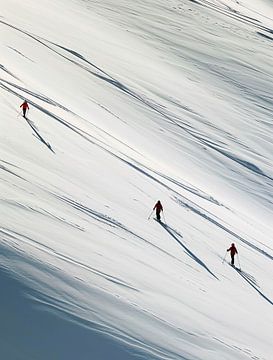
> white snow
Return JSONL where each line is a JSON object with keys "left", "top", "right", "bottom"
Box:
{"left": 1, "top": 0, "right": 273, "bottom": 359}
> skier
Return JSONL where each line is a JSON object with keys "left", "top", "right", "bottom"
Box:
{"left": 227, "top": 243, "right": 238, "bottom": 266}
{"left": 153, "top": 200, "right": 163, "bottom": 222}
{"left": 20, "top": 100, "right": 29, "bottom": 118}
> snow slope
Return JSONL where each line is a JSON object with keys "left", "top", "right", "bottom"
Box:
{"left": 1, "top": 0, "right": 273, "bottom": 359}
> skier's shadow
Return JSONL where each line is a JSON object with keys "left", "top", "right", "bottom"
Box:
{"left": 236, "top": 269, "right": 273, "bottom": 306}
{"left": 25, "top": 117, "right": 54, "bottom": 153}
{"left": 158, "top": 221, "right": 218, "bottom": 279}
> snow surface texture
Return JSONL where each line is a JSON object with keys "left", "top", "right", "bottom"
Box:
{"left": 1, "top": 0, "right": 273, "bottom": 359}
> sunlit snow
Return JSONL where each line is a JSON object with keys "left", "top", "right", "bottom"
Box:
{"left": 1, "top": 0, "right": 273, "bottom": 359}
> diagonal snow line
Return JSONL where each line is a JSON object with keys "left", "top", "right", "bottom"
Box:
{"left": 234, "top": 268, "right": 273, "bottom": 307}
{"left": 195, "top": 0, "right": 273, "bottom": 32}
{"left": 24, "top": 117, "right": 54, "bottom": 153}
{"left": 53, "top": 194, "right": 188, "bottom": 265}
{"left": 175, "top": 197, "right": 273, "bottom": 261}
{"left": 157, "top": 221, "right": 218, "bottom": 280}
{"left": 0, "top": 78, "right": 73, "bottom": 112}
{"left": 0, "top": 227, "right": 138, "bottom": 291}
{"left": 0, "top": 164, "right": 25, "bottom": 179}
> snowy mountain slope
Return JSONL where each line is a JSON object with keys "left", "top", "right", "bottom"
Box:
{"left": 1, "top": 0, "right": 273, "bottom": 359}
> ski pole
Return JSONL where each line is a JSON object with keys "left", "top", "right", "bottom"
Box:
{"left": 148, "top": 210, "right": 153, "bottom": 220}
{"left": 237, "top": 253, "right": 241, "bottom": 270}
{"left": 17, "top": 110, "right": 22, "bottom": 118}
{"left": 222, "top": 251, "right": 227, "bottom": 264}
{"left": 162, "top": 211, "right": 166, "bottom": 223}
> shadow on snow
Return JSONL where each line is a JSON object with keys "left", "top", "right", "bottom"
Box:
{"left": 235, "top": 268, "right": 273, "bottom": 307}
{"left": 175, "top": 197, "right": 273, "bottom": 262}
{"left": 157, "top": 221, "right": 218, "bottom": 280}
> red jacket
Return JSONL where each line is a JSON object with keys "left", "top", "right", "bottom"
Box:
{"left": 153, "top": 201, "right": 163, "bottom": 212}
{"left": 20, "top": 101, "right": 29, "bottom": 110}
{"left": 227, "top": 245, "right": 237, "bottom": 256}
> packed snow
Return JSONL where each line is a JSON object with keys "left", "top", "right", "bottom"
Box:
{"left": 1, "top": 0, "right": 273, "bottom": 359}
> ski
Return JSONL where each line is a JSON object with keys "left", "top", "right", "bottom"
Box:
{"left": 153, "top": 218, "right": 166, "bottom": 226}
{"left": 228, "top": 262, "right": 241, "bottom": 271}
